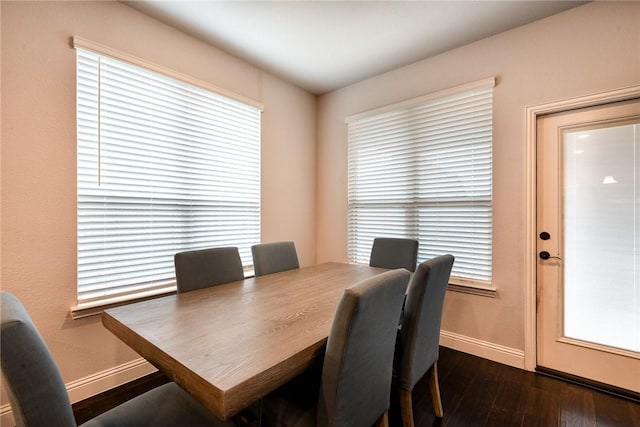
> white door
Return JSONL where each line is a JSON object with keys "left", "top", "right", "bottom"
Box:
{"left": 536, "top": 99, "right": 640, "bottom": 394}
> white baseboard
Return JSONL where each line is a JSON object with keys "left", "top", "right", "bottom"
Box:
{"left": 440, "top": 329, "right": 525, "bottom": 369}
{"left": 1, "top": 358, "right": 156, "bottom": 427}
{"left": 0, "top": 404, "right": 14, "bottom": 427}
{"left": 65, "top": 358, "right": 157, "bottom": 403}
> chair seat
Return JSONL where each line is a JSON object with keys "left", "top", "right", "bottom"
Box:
{"left": 1, "top": 291, "right": 233, "bottom": 427}
{"left": 259, "top": 269, "right": 410, "bottom": 427}
{"left": 369, "top": 238, "right": 419, "bottom": 272}
{"left": 81, "top": 382, "right": 233, "bottom": 427}
{"left": 251, "top": 241, "right": 300, "bottom": 276}
{"left": 394, "top": 255, "right": 454, "bottom": 426}
{"left": 261, "top": 365, "right": 321, "bottom": 427}
{"left": 174, "top": 246, "right": 244, "bottom": 293}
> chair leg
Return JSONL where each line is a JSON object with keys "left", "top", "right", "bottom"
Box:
{"left": 428, "top": 362, "right": 444, "bottom": 418}
{"left": 374, "top": 410, "right": 389, "bottom": 427}
{"left": 399, "top": 389, "right": 414, "bottom": 427}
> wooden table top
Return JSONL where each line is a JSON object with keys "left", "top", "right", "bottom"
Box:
{"left": 102, "top": 262, "right": 387, "bottom": 420}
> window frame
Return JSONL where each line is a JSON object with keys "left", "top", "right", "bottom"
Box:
{"left": 73, "top": 38, "right": 263, "bottom": 315}
{"left": 345, "top": 78, "right": 496, "bottom": 293}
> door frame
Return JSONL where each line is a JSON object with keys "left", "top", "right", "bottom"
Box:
{"left": 523, "top": 84, "right": 640, "bottom": 371}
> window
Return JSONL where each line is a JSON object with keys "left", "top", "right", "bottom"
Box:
{"left": 347, "top": 78, "right": 494, "bottom": 288}
{"left": 75, "top": 40, "right": 261, "bottom": 308}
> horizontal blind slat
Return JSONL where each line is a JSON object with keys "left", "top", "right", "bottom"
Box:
{"left": 347, "top": 83, "right": 493, "bottom": 283}
{"left": 76, "top": 48, "right": 261, "bottom": 303}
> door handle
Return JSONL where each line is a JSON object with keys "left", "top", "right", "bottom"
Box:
{"left": 539, "top": 251, "right": 561, "bottom": 260}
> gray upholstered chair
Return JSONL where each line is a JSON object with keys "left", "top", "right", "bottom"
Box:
{"left": 369, "top": 238, "right": 419, "bottom": 272}
{"left": 251, "top": 241, "right": 300, "bottom": 277}
{"left": 394, "top": 254, "right": 454, "bottom": 426}
{"left": 0, "top": 291, "right": 234, "bottom": 427}
{"left": 174, "top": 246, "right": 244, "bottom": 293}
{"left": 260, "top": 268, "right": 410, "bottom": 427}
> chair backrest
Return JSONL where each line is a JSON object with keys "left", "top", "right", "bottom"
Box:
{"left": 317, "top": 269, "right": 410, "bottom": 427}
{"left": 369, "top": 237, "right": 419, "bottom": 272}
{"left": 174, "top": 247, "right": 245, "bottom": 293}
{"left": 251, "top": 241, "right": 300, "bottom": 277}
{"left": 395, "top": 254, "right": 454, "bottom": 391}
{"left": 0, "top": 292, "right": 77, "bottom": 427}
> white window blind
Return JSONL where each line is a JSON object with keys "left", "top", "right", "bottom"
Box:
{"left": 347, "top": 80, "right": 494, "bottom": 286}
{"left": 76, "top": 47, "right": 261, "bottom": 306}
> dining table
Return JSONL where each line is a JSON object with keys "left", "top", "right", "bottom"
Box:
{"left": 102, "top": 262, "right": 388, "bottom": 420}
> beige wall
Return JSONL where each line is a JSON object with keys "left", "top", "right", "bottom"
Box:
{"left": 316, "top": 1, "right": 640, "bottom": 351}
{"left": 0, "top": 0, "right": 316, "bottom": 406}
{"left": 2, "top": 0, "right": 639, "bottom": 417}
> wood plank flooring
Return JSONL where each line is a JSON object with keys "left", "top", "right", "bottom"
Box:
{"left": 73, "top": 346, "right": 640, "bottom": 427}
{"left": 397, "top": 347, "right": 640, "bottom": 427}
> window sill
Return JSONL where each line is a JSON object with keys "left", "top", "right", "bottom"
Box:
{"left": 447, "top": 282, "right": 497, "bottom": 298}
{"left": 71, "top": 270, "right": 255, "bottom": 319}
{"left": 70, "top": 286, "right": 177, "bottom": 320}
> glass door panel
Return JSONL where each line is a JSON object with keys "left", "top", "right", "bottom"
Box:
{"left": 562, "top": 123, "right": 640, "bottom": 353}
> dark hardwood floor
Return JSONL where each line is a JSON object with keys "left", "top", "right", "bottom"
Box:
{"left": 73, "top": 346, "right": 640, "bottom": 427}
{"left": 396, "top": 347, "right": 640, "bottom": 427}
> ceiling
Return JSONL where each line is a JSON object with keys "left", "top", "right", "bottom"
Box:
{"left": 124, "top": 1, "right": 587, "bottom": 95}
